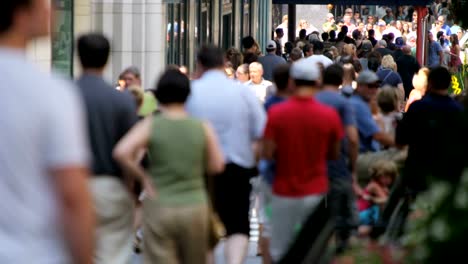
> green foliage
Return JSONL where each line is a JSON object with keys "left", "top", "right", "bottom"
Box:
{"left": 403, "top": 170, "right": 468, "bottom": 262}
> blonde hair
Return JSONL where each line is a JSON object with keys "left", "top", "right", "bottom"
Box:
{"left": 128, "top": 85, "right": 144, "bottom": 109}
{"left": 412, "top": 67, "right": 430, "bottom": 92}
{"left": 342, "top": 44, "right": 357, "bottom": 57}
{"left": 381, "top": 55, "right": 397, "bottom": 71}
{"left": 369, "top": 160, "right": 398, "bottom": 182}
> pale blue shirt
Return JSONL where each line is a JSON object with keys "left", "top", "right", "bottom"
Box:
{"left": 0, "top": 48, "right": 89, "bottom": 263}
{"left": 187, "top": 70, "right": 266, "bottom": 168}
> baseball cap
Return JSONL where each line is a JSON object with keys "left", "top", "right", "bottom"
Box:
{"left": 395, "top": 37, "right": 405, "bottom": 48}
{"left": 378, "top": 21, "right": 386, "bottom": 26}
{"left": 290, "top": 58, "right": 321, "bottom": 81}
{"left": 266, "top": 40, "right": 277, "bottom": 50}
{"left": 357, "top": 70, "right": 380, "bottom": 84}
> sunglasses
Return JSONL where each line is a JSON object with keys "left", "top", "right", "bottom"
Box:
{"left": 368, "top": 83, "right": 380, "bottom": 89}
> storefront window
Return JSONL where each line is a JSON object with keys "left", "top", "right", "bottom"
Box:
{"left": 52, "top": 0, "right": 73, "bottom": 76}
{"left": 242, "top": 0, "right": 250, "bottom": 39}
{"left": 166, "top": 1, "right": 188, "bottom": 66}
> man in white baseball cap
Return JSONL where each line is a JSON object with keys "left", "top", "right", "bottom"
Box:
{"left": 262, "top": 57, "right": 344, "bottom": 261}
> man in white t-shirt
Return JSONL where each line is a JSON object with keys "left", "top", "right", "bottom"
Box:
{"left": 247, "top": 62, "right": 274, "bottom": 102}
{"left": 0, "top": 1, "right": 94, "bottom": 263}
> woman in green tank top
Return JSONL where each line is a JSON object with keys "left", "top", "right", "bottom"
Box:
{"left": 114, "top": 69, "right": 224, "bottom": 264}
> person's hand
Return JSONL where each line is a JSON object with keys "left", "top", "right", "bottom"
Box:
{"left": 142, "top": 176, "right": 157, "bottom": 199}
{"left": 352, "top": 172, "right": 364, "bottom": 197}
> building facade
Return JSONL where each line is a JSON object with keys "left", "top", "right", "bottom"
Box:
{"left": 29, "top": 0, "right": 271, "bottom": 88}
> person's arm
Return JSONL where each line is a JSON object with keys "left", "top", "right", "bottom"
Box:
{"left": 51, "top": 167, "right": 94, "bottom": 264}
{"left": 438, "top": 45, "right": 444, "bottom": 65}
{"left": 113, "top": 117, "right": 156, "bottom": 197}
{"left": 373, "top": 131, "right": 395, "bottom": 147}
{"left": 327, "top": 139, "right": 341, "bottom": 160}
{"left": 346, "top": 125, "right": 359, "bottom": 173}
{"left": 243, "top": 85, "right": 267, "bottom": 140}
{"left": 202, "top": 121, "right": 225, "bottom": 175}
{"left": 346, "top": 125, "right": 363, "bottom": 195}
{"left": 327, "top": 111, "right": 343, "bottom": 160}
{"left": 261, "top": 109, "right": 276, "bottom": 160}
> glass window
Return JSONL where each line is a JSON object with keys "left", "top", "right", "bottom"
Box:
{"left": 198, "top": 0, "right": 212, "bottom": 45}
{"left": 166, "top": 1, "right": 188, "bottom": 67}
{"left": 52, "top": 0, "right": 73, "bottom": 76}
{"left": 242, "top": 0, "right": 250, "bottom": 39}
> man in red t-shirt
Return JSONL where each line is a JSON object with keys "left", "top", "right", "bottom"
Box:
{"left": 262, "top": 58, "right": 344, "bottom": 261}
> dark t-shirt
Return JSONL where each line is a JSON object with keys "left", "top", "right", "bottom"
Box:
{"left": 377, "top": 68, "right": 403, "bottom": 87}
{"left": 316, "top": 90, "right": 356, "bottom": 180}
{"left": 396, "top": 54, "right": 420, "bottom": 98}
{"left": 376, "top": 47, "right": 394, "bottom": 58}
{"left": 396, "top": 93, "right": 465, "bottom": 192}
{"left": 264, "top": 95, "right": 286, "bottom": 111}
{"left": 76, "top": 74, "right": 138, "bottom": 178}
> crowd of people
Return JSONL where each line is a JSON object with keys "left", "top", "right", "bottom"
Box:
{"left": 3, "top": 0, "right": 468, "bottom": 264}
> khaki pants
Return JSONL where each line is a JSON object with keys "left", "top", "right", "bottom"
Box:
{"left": 90, "top": 176, "right": 134, "bottom": 264}
{"left": 142, "top": 198, "right": 209, "bottom": 264}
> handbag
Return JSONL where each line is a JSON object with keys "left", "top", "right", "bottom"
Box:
{"left": 208, "top": 207, "right": 226, "bottom": 249}
{"left": 204, "top": 174, "right": 226, "bottom": 249}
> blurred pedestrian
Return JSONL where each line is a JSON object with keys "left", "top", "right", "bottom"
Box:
{"left": 120, "top": 66, "right": 157, "bottom": 116}
{"left": 114, "top": 69, "right": 225, "bottom": 264}
{"left": 262, "top": 59, "right": 344, "bottom": 261}
{"left": 186, "top": 45, "right": 266, "bottom": 264}
{"left": 0, "top": 0, "right": 94, "bottom": 263}
{"left": 76, "top": 33, "right": 139, "bottom": 264}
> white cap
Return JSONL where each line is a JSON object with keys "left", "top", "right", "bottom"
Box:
{"left": 266, "top": 40, "right": 277, "bottom": 50}
{"left": 290, "top": 58, "right": 321, "bottom": 81}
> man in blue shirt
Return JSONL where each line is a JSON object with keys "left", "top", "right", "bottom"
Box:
{"left": 258, "top": 40, "right": 287, "bottom": 82}
{"left": 186, "top": 45, "right": 266, "bottom": 264}
{"left": 316, "top": 64, "right": 360, "bottom": 253}
{"left": 427, "top": 32, "right": 443, "bottom": 68}
{"left": 349, "top": 71, "right": 395, "bottom": 153}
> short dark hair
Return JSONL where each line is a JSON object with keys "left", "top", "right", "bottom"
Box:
{"left": 321, "top": 32, "right": 329, "bottom": 41}
{"left": 273, "top": 64, "right": 290, "bottom": 92}
{"left": 153, "top": 69, "right": 190, "bottom": 104}
{"left": 197, "top": 45, "right": 225, "bottom": 69}
{"left": 275, "top": 28, "right": 284, "bottom": 35}
{"left": 428, "top": 67, "right": 451, "bottom": 90}
{"left": 323, "top": 64, "right": 344, "bottom": 86}
{"left": 243, "top": 52, "right": 258, "bottom": 64}
{"left": 311, "top": 40, "right": 324, "bottom": 53}
{"left": 303, "top": 44, "right": 313, "bottom": 54}
{"left": 368, "top": 29, "right": 375, "bottom": 37}
{"left": 77, "top": 33, "right": 110, "bottom": 69}
{"left": 242, "top": 36, "right": 255, "bottom": 49}
{"left": 0, "top": 0, "right": 32, "bottom": 34}
{"left": 299, "top": 29, "right": 307, "bottom": 38}
{"left": 329, "top": 30, "right": 336, "bottom": 39}
{"left": 368, "top": 57, "right": 381, "bottom": 72}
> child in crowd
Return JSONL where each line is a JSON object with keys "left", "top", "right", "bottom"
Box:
{"left": 358, "top": 160, "right": 398, "bottom": 235}
{"left": 376, "top": 85, "right": 403, "bottom": 138}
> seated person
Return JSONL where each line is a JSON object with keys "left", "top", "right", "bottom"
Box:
{"left": 358, "top": 160, "right": 398, "bottom": 234}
